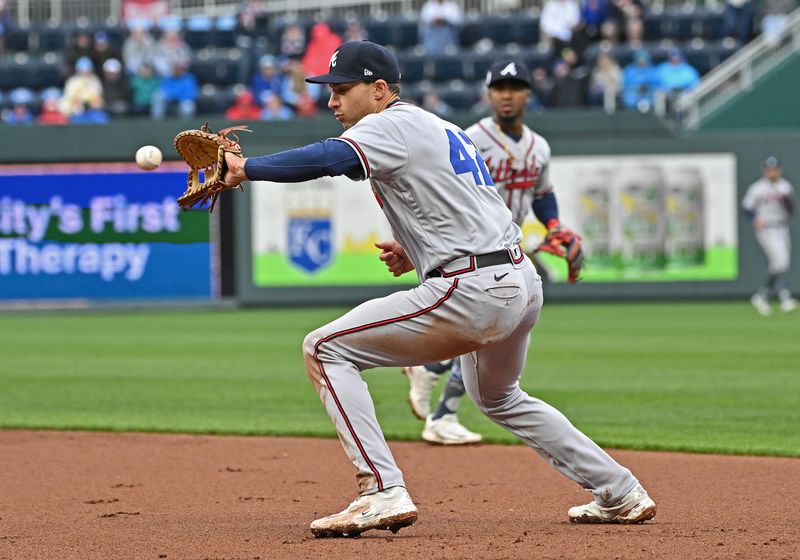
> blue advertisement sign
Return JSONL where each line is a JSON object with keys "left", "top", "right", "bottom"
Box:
{"left": 0, "top": 163, "right": 213, "bottom": 301}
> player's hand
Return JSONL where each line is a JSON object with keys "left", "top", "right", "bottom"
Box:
{"left": 223, "top": 152, "right": 248, "bottom": 188}
{"left": 753, "top": 217, "right": 766, "bottom": 230}
{"left": 375, "top": 240, "right": 415, "bottom": 277}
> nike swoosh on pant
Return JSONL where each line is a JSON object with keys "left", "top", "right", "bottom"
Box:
{"left": 494, "top": 273, "right": 509, "bottom": 281}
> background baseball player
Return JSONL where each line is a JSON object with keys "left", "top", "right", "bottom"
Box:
{"left": 221, "top": 40, "right": 655, "bottom": 537}
{"left": 742, "top": 156, "right": 797, "bottom": 315}
{"left": 404, "top": 60, "right": 584, "bottom": 446}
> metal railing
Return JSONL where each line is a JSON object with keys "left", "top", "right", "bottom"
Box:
{"left": 674, "top": 8, "right": 800, "bottom": 130}
{"left": 6, "top": 0, "right": 717, "bottom": 25}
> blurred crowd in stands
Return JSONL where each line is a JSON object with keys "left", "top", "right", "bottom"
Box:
{"left": 0, "top": 0, "right": 796, "bottom": 125}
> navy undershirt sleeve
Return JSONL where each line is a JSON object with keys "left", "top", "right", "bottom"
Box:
{"left": 243, "top": 139, "right": 363, "bottom": 182}
{"left": 532, "top": 191, "right": 559, "bottom": 225}
{"left": 742, "top": 208, "right": 755, "bottom": 222}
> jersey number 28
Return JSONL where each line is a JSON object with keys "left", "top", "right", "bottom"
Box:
{"left": 447, "top": 129, "right": 494, "bottom": 187}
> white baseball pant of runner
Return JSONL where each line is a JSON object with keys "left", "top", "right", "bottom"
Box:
{"left": 303, "top": 254, "right": 639, "bottom": 505}
{"left": 756, "top": 225, "right": 791, "bottom": 274}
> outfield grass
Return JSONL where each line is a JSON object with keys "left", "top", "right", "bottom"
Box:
{"left": 1, "top": 301, "right": 798, "bottom": 457}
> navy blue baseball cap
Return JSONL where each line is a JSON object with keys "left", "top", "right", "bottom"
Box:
{"left": 306, "top": 40, "right": 401, "bottom": 84}
{"left": 485, "top": 60, "right": 532, "bottom": 88}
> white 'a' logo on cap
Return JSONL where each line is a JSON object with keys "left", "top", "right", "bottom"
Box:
{"left": 330, "top": 50, "right": 339, "bottom": 68}
{"left": 500, "top": 62, "right": 518, "bottom": 76}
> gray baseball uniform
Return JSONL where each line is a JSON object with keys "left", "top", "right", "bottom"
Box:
{"left": 742, "top": 176, "right": 794, "bottom": 274}
{"left": 465, "top": 116, "right": 552, "bottom": 226}
{"left": 304, "top": 102, "right": 639, "bottom": 505}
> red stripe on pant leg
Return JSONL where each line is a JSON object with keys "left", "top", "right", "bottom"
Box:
{"left": 313, "top": 279, "right": 459, "bottom": 491}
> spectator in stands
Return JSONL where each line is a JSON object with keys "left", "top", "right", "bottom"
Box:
{"left": 37, "top": 89, "right": 69, "bottom": 125}
{"left": 343, "top": 19, "right": 368, "bottom": 42}
{"left": 64, "top": 31, "right": 94, "bottom": 79}
{"left": 656, "top": 47, "right": 699, "bottom": 95}
{"left": 260, "top": 92, "right": 294, "bottom": 120}
{"left": 153, "top": 22, "right": 192, "bottom": 78}
{"left": 280, "top": 57, "right": 321, "bottom": 117}
{"left": 130, "top": 61, "right": 159, "bottom": 115}
{"left": 588, "top": 51, "right": 622, "bottom": 107}
{"left": 599, "top": 19, "right": 621, "bottom": 44}
{"left": 237, "top": 0, "right": 265, "bottom": 37}
{"left": 421, "top": 91, "right": 453, "bottom": 118}
{"left": 722, "top": 0, "right": 753, "bottom": 44}
{"left": 539, "top": 0, "right": 581, "bottom": 54}
{"left": 419, "top": 0, "right": 463, "bottom": 55}
{"left": 225, "top": 89, "right": 262, "bottom": 120}
{"left": 759, "top": 0, "right": 794, "bottom": 45}
{"left": 2, "top": 88, "right": 35, "bottom": 125}
{"left": 70, "top": 97, "right": 110, "bottom": 124}
{"left": 531, "top": 67, "right": 554, "bottom": 109}
{"left": 0, "top": 0, "right": 9, "bottom": 28}
{"left": 101, "top": 58, "right": 132, "bottom": 117}
{"left": 122, "top": 18, "right": 156, "bottom": 76}
{"left": 280, "top": 24, "right": 306, "bottom": 58}
{"left": 548, "top": 50, "right": 589, "bottom": 107}
{"left": 91, "top": 31, "right": 120, "bottom": 70}
{"left": 624, "top": 15, "right": 645, "bottom": 46}
{"left": 60, "top": 56, "right": 105, "bottom": 117}
{"left": 607, "top": 0, "right": 643, "bottom": 27}
{"left": 302, "top": 23, "right": 342, "bottom": 78}
{"left": 251, "top": 54, "right": 285, "bottom": 106}
{"left": 622, "top": 48, "right": 658, "bottom": 110}
{"left": 151, "top": 60, "right": 198, "bottom": 119}
{"left": 573, "top": 0, "right": 608, "bottom": 55}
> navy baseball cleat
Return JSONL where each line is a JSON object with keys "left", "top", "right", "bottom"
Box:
{"left": 568, "top": 485, "right": 656, "bottom": 524}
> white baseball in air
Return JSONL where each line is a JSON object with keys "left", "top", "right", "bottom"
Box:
{"left": 135, "top": 145, "right": 162, "bottom": 170}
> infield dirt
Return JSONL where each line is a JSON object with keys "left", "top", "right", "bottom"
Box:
{"left": 1, "top": 430, "right": 797, "bottom": 559}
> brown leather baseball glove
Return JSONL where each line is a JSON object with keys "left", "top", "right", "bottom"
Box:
{"left": 533, "top": 225, "right": 585, "bottom": 284}
{"left": 173, "top": 123, "right": 250, "bottom": 212}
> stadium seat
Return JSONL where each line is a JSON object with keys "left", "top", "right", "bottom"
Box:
{"left": 196, "top": 85, "right": 236, "bottom": 115}
{"left": 428, "top": 54, "right": 466, "bottom": 82}
{"left": 459, "top": 18, "right": 484, "bottom": 47}
{"left": 5, "top": 25, "right": 32, "bottom": 52}
{"left": 522, "top": 46, "right": 553, "bottom": 71}
{"left": 483, "top": 15, "right": 514, "bottom": 45}
{"left": 700, "top": 10, "right": 725, "bottom": 40}
{"left": 215, "top": 16, "right": 238, "bottom": 48}
{"left": 439, "top": 80, "right": 480, "bottom": 110}
{"left": 34, "top": 24, "right": 67, "bottom": 52}
{"left": 510, "top": 14, "right": 539, "bottom": 45}
{"left": 185, "top": 15, "right": 214, "bottom": 50}
{"left": 684, "top": 41, "right": 714, "bottom": 75}
{"left": 365, "top": 18, "right": 393, "bottom": 48}
{"left": 392, "top": 16, "right": 419, "bottom": 49}
{"left": 642, "top": 11, "right": 665, "bottom": 41}
{"left": 397, "top": 52, "right": 426, "bottom": 82}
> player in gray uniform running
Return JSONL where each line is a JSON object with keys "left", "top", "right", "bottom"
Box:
{"left": 742, "top": 156, "right": 797, "bottom": 315}
{"left": 222, "top": 41, "right": 655, "bottom": 537}
{"left": 404, "top": 60, "right": 583, "bottom": 446}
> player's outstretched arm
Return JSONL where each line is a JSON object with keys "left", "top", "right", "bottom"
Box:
{"left": 375, "top": 240, "right": 415, "bottom": 277}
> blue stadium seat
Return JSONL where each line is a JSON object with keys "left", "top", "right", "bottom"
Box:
{"left": 469, "top": 53, "right": 495, "bottom": 82}
{"left": 483, "top": 15, "right": 514, "bottom": 45}
{"left": 398, "top": 52, "right": 426, "bottom": 82}
{"left": 643, "top": 11, "right": 665, "bottom": 41}
{"left": 185, "top": 15, "right": 214, "bottom": 49}
{"left": 439, "top": 81, "right": 480, "bottom": 110}
{"left": 428, "top": 54, "right": 466, "bottom": 82}
{"left": 364, "top": 18, "right": 394, "bottom": 47}
{"left": 196, "top": 85, "right": 236, "bottom": 115}
{"left": 215, "top": 16, "right": 238, "bottom": 48}
{"left": 510, "top": 14, "right": 539, "bottom": 45}
{"left": 191, "top": 54, "right": 241, "bottom": 87}
{"left": 684, "top": 42, "right": 714, "bottom": 75}
{"left": 5, "top": 25, "right": 32, "bottom": 52}
{"left": 522, "top": 47, "right": 552, "bottom": 71}
{"left": 459, "top": 19, "right": 484, "bottom": 47}
{"left": 661, "top": 9, "right": 695, "bottom": 41}
{"left": 701, "top": 11, "right": 725, "bottom": 40}
{"left": 393, "top": 17, "right": 419, "bottom": 49}
{"left": 34, "top": 24, "right": 67, "bottom": 52}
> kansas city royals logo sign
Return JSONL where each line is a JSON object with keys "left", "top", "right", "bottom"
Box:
{"left": 288, "top": 216, "right": 332, "bottom": 273}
